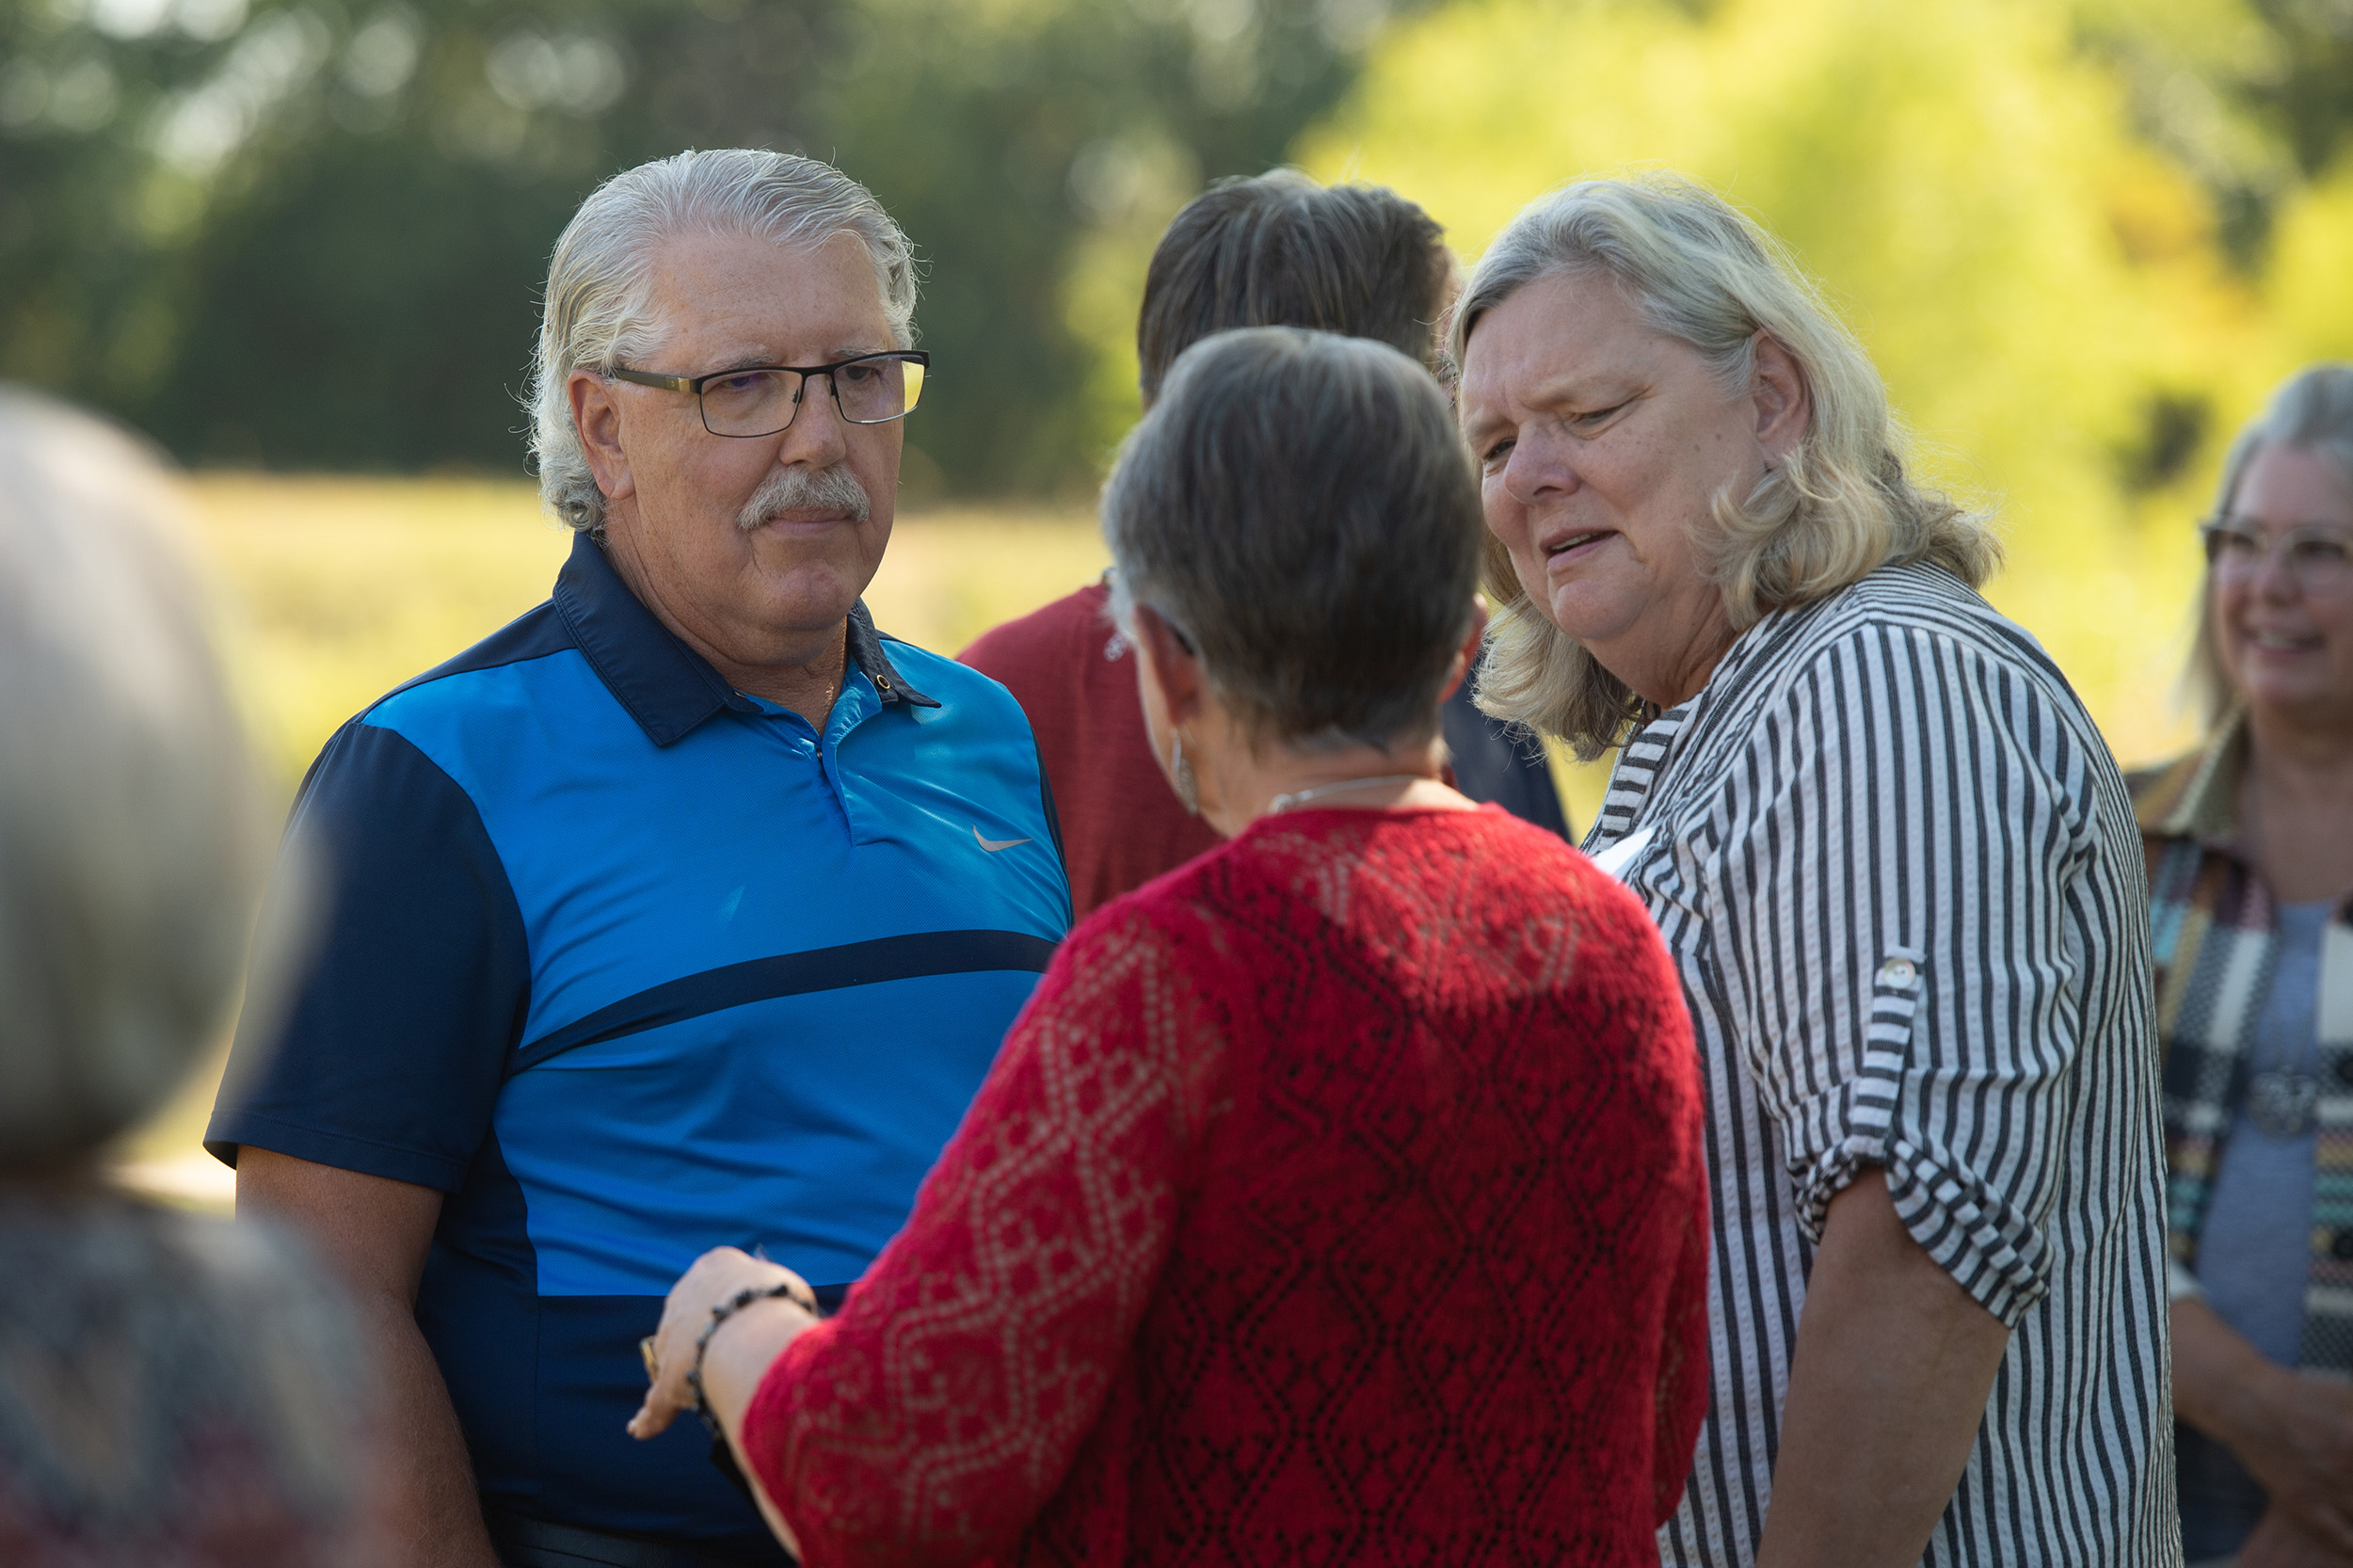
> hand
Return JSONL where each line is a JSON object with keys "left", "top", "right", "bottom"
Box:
{"left": 2235, "top": 1371, "right": 2353, "bottom": 1557}
{"left": 627, "top": 1247, "right": 810, "bottom": 1441}
{"left": 2238, "top": 1504, "right": 2353, "bottom": 1568}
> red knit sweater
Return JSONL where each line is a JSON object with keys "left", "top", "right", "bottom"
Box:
{"left": 744, "top": 806, "right": 1708, "bottom": 1567}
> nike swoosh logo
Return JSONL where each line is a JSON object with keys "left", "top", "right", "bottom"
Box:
{"left": 974, "top": 826, "right": 1032, "bottom": 853}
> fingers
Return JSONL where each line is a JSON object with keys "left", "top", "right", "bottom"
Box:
{"left": 627, "top": 1361, "right": 691, "bottom": 1440}
{"left": 627, "top": 1313, "right": 697, "bottom": 1441}
{"left": 627, "top": 1309, "right": 709, "bottom": 1439}
{"left": 627, "top": 1246, "right": 798, "bottom": 1444}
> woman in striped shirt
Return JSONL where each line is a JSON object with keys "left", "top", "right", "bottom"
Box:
{"left": 1452, "top": 174, "right": 2177, "bottom": 1568}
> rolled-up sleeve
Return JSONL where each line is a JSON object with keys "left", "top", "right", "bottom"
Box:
{"left": 1702, "top": 622, "right": 2102, "bottom": 1327}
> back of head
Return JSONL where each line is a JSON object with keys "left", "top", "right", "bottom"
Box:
{"left": 0, "top": 389, "right": 267, "bottom": 1174}
{"left": 2187, "top": 360, "right": 2353, "bottom": 726}
{"left": 1103, "top": 328, "right": 1482, "bottom": 752}
{"left": 530, "top": 149, "right": 918, "bottom": 537}
{"left": 1136, "top": 169, "right": 1448, "bottom": 403}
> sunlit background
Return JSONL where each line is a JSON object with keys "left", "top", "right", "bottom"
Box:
{"left": 7, "top": 0, "right": 2350, "bottom": 1198}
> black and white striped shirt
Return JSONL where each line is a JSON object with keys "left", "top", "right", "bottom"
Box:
{"left": 1584, "top": 563, "right": 2178, "bottom": 1567}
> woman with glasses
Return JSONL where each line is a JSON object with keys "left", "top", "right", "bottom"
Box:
{"left": 628, "top": 327, "right": 1713, "bottom": 1567}
{"left": 2139, "top": 362, "right": 2353, "bottom": 1568}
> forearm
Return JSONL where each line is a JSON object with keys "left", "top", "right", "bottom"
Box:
{"left": 2172, "top": 1295, "right": 2288, "bottom": 1448}
{"left": 234, "top": 1150, "right": 493, "bottom": 1567}
{"left": 2172, "top": 1297, "right": 2353, "bottom": 1553}
{"left": 1755, "top": 1171, "right": 2011, "bottom": 1568}
{"left": 358, "top": 1290, "right": 503, "bottom": 1568}
{"left": 629, "top": 1254, "right": 821, "bottom": 1557}
{"left": 702, "top": 1297, "right": 821, "bottom": 1558}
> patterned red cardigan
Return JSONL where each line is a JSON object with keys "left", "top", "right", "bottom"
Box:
{"left": 742, "top": 806, "right": 1709, "bottom": 1567}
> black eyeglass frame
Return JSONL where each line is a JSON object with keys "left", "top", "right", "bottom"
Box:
{"left": 608, "top": 351, "right": 931, "bottom": 438}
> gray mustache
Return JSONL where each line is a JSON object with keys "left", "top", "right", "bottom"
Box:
{"left": 735, "top": 464, "right": 872, "bottom": 531}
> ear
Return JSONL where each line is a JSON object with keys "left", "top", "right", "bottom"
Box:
{"left": 1749, "top": 331, "right": 1810, "bottom": 469}
{"left": 1130, "top": 604, "right": 1207, "bottom": 729}
{"left": 569, "top": 369, "right": 636, "bottom": 505}
{"left": 1438, "top": 596, "right": 1490, "bottom": 705}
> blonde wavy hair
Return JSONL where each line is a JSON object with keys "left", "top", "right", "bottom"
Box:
{"left": 1447, "top": 174, "right": 2000, "bottom": 759}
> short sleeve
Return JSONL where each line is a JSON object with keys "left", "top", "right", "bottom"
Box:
{"left": 1704, "top": 624, "right": 2102, "bottom": 1326}
{"left": 205, "top": 717, "right": 529, "bottom": 1192}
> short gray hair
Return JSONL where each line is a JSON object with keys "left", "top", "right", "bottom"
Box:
{"left": 529, "top": 149, "right": 919, "bottom": 536}
{"left": 1449, "top": 173, "right": 2001, "bottom": 759}
{"left": 1104, "top": 327, "right": 1482, "bottom": 752}
{"left": 0, "top": 387, "right": 270, "bottom": 1173}
{"left": 2187, "top": 361, "right": 2353, "bottom": 728}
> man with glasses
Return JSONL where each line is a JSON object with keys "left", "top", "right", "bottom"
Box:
{"left": 207, "top": 150, "right": 1071, "bottom": 1568}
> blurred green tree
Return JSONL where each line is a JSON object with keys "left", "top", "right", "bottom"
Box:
{"left": 0, "top": 0, "right": 1407, "bottom": 491}
{"left": 5, "top": 0, "right": 2343, "bottom": 500}
{"left": 1258, "top": 0, "right": 2353, "bottom": 766}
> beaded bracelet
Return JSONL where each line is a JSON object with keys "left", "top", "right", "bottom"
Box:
{"left": 686, "top": 1276, "right": 820, "bottom": 1435}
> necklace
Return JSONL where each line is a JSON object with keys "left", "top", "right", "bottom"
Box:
{"left": 2247, "top": 1068, "right": 2320, "bottom": 1138}
{"left": 1266, "top": 774, "right": 1429, "bottom": 815}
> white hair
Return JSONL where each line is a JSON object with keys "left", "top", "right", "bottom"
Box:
{"left": 0, "top": 387, "right": 271, "bottom": 1173}
{"left": 1449, "top": 173, "right": 2000, "bottom": 759}
{"left": 528, "top": 148, "right": 920, "bottom": 536}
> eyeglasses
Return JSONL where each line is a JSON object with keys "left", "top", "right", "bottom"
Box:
{"left": 2199, "top": 515, "right": 2353, "bottom": 595}
{"left": 608, "top": 351, "right": 929, "bottom": 438}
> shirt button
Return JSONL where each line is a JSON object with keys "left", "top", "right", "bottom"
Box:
{"left": 1876, "top": 957, "right": 1918, "bottom": 987}
{"left": 2334, "top": 1231, "right": 2353, "bottom": 1262}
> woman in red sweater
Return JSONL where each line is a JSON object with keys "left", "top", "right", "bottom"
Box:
{"left": 632, "top": 328, "right": 1709, "bottom": 1566}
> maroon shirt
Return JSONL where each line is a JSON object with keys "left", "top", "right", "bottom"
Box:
{"left": 961, "top": 582, "right": 1571, "bottom": 921}
{"left": 960, "top": 582, "right": 1221, "bottom": 920}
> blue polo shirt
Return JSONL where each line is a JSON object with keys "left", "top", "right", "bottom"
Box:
{"left": 208, "top": 532, "right": 1071, "bottom": 1556}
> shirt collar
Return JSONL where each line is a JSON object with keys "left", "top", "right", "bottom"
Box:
{"left": 552, "top": 531, "right": 937, "bottom": 748}
{"left": 2136, "top": 710, "right": 2247, "bottom": 850}
{"left": 846, "top": 599, "right": 939, "bottom": 712}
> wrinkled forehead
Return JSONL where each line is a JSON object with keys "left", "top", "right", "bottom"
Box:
{"left": 639, "top": 228, "right": 894, "bottom": 362}
{"left": 1455, "top": 269, "right": 1661, "bottom": 420}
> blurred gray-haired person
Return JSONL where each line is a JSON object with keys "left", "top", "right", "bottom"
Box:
{"left": 0, "top": 385, "right": 389, "bottom": 1565}
{"left": 206, "top": 150, "right": 1071, "bottom": 1567}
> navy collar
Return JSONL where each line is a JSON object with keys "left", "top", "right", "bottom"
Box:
{"left": 552, "top": 531, "right": 936, "bottom": 748}
{"left": 844, "top": 597, "right": 940, "bottom": 712}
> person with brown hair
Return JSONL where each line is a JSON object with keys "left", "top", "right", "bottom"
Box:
{"left": 961, "top": 169, "right": 1569, "bottom": 920}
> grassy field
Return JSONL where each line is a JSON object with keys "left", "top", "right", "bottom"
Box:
{"left": 119, "top": 472, "right": 2186, "bottom": 1206}
{"left": 183, "top": 475, "right": 1123, "bottom": 789}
